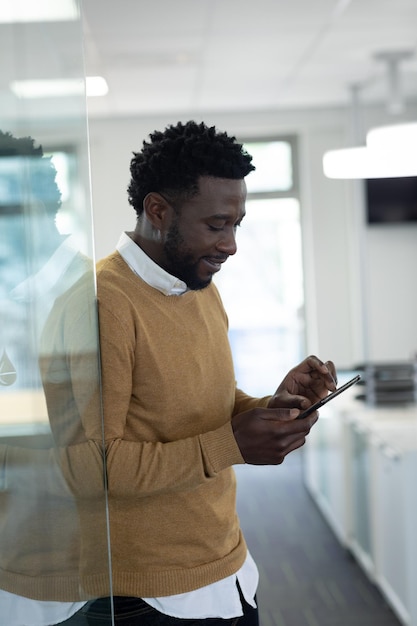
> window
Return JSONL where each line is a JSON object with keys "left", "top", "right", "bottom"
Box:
{"left": 214, "top": 138, "right": 304, "bottom": 396}
{"left": 0, "top": 146, "right": 92, "bottom": 393}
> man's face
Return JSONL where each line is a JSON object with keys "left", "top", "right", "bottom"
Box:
{"left": 160, "top": 176, "right": 246, "bottom": 290}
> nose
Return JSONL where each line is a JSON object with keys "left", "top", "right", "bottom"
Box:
{"left": 216, "top": 228, "right": 237, "bottom": 256}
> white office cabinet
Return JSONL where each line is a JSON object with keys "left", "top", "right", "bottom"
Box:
{"left": 304, "top": 397, "right": 417, "bottom": 626}
{"left": 404, "top": 452, "right": 417, "bottom": 626}
{"left": 348, "top": 420, "right": 375, "bottom": 578}
{"left": 372, "top": 441, "right": 408, "bottom": 621}
{"left": 370, "top": 428, "right": 417, "bottom": 626}
{"left": 304, "top": 404, "right": 351, "bottom": 546}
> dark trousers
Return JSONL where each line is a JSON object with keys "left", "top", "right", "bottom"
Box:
{"left": 60, "top": 590, "right": 259, "bottom": 626}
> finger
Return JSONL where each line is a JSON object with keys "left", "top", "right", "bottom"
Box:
{"left": 307, "top": 356, "right": 337, "bottom": 389}
{"left": 261, "top": 408, "right": 300, "bottom": 422}
{"left": 305, "top": 355, "right": 326, "bottom": 371}
{"left": 284, "top": 436, "right": 308, "bottom": 457}
{"left": 269, "top": 393, "right": 311, "bottom": 410}
{"left": 265, "top": 409, "right": 319, "bottom": 430}
{"left": 324, "top": 360, "right": 338, "bottom": 385}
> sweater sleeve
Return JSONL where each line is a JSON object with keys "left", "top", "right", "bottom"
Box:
{"left": 39, "top": 273, "right": 109, "bottom": 500}
{"left": 233, "top": 387, "right": 272, "bottom": 415}
{"left": 103, "top": 424, "right": 244, "bottom": 498}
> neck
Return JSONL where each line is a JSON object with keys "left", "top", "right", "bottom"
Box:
{"left": 129, "top": 218, "right": 162, "bottom": 266}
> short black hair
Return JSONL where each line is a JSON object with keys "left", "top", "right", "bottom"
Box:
{"left": 0, "top": 130, "right": 61, "bottom": 214}
{"left": 127, "top": 120, "right": 255, "bottom": 217}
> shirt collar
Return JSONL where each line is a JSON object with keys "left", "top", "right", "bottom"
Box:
{"left": 10, "top": 235, "right": 80, "bottom": 303}
{"left": 116, "top": 232, "right": 188, "bottom": 296}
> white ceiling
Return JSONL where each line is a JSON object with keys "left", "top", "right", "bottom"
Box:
{"left": 1, "top": 0, "right": 417, "bottom": 122}
{"left": 81, "top": 0, "right": 417, "bottom": 119}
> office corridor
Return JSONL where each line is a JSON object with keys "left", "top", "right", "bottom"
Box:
{"left": 235, "top": 450, "right": 401, "bottom": 626}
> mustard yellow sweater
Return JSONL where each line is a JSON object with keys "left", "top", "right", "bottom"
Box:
{"left": 37, "top": 253, "right": 270, "bottom": 600}
{"left": 94, "top": 252, "right": 270, "bottom": 598}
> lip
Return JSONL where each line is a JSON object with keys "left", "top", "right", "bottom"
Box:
{"left": 201, "top": 257, "right": 227, "bottom": 273}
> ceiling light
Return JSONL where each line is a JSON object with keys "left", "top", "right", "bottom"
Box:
{"left": 86, "top": 76, "right": 109, "bottom": 97}
{"left": 0, "top": 0, "right": 79, "bottom": 23}
{"left": 323, "top": 50, "right": 417, "bottom": 180}
{"left": 10, "top": 76, "right": 108, "bottom": 98}
{"left": 10, "top": 79, "right": 84, "bottom": 98}
{"left": 366, "top": 122, "right": 417, "bottom": 152}
{"left": 324, "top": 120, "right": 417, "bottom": 179}
{"left": 323, "top": 144, "right": 417, "bottom": 179}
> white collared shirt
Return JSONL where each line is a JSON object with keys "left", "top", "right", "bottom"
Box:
{"left": 117, "top": 231, "right": 188, "bottom": 296}
{"left": 8, "top": 235, "right": 89, "bottom": 348}
{"left": 0, "top": 593, "right": 85, "bottom": 626}
{"left": 10, "top": 235, "right": 81, "bottom": 304}
{"left": 116, "top": 232, "right": 258, "bottom": 619}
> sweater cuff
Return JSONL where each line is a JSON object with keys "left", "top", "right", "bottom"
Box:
{"left": 199, "top": 421, "right": 245, "bottom": 475}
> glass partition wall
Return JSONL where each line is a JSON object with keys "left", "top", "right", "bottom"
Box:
{"left": 0, "top": 1, "right": 112, "bottom": 623}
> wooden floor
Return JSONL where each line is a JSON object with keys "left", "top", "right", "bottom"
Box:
{"left": 234, "top": 450, "right": 402, "bottom": 626}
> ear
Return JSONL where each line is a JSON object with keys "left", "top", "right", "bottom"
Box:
{"left": 143, "top": 192, "right": 172, "bottom": 231}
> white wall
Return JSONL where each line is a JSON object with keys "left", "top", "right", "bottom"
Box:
{"left": 366, "top": 225, "right": 417, "bottom": 362}
{"left": 87, "top": 104, "right": 417, "bottom": 370}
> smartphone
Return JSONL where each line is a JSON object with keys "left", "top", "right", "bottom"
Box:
{"left": 296, "top": 374, "right": 361, "bottom": 419}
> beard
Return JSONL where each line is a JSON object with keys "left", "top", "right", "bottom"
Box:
{"left": 163, "top": 219, "right": 211, "bottom": 291}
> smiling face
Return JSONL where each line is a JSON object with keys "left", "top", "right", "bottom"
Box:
{"left": 158, "top": 176, "right": 247, "bottom": 290}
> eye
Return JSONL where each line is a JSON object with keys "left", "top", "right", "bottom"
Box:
{"left": 208, "top": 224, "right": 224, "bottom": 232}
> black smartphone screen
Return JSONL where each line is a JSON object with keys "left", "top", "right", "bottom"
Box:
{"left": 296, "top": 374, "right": 361, "bottom": 419}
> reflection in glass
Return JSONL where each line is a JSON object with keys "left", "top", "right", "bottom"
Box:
{"left": 0, "top": 137, "right": 88, "bottom": 391}
{"left": 0, "top": 3, "right": 112, "bottom": 622}
{"left": 0, "top": 137, "right": 108, "bottom": 624}
{"left": 0, "top": 349, "right": 17, "bottom": 386}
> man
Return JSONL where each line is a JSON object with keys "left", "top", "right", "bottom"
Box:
{"left": 0, "top": 130, "right": 94, "bottom": 624}
{"left": 74, "top": 120, "right": 337, "bottom": 624}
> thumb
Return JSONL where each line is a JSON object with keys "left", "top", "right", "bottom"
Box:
{"left": 262, "top": 408, "right": 300, "bottom": 422}
{"left": 269, "top": 392, "right": 310, "bottom": 409}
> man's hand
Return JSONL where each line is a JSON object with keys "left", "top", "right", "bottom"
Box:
{"left": 268, "top": 355, "right": 337, "bottom": 412}
{"left": 232, "top": 406, "right": 317, "bottom": 465}
{"left": 231, "top": 356, "right": 337, "bottom": 465}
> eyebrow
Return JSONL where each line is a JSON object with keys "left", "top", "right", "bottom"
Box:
{"left": 208, "top": 212, "right": 246, "bottom": 222}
